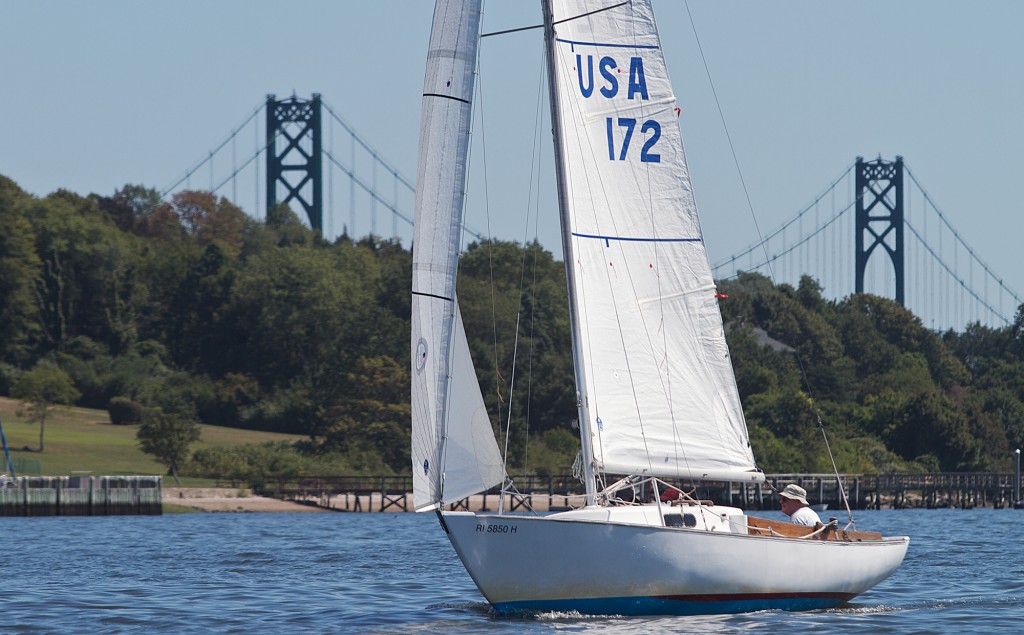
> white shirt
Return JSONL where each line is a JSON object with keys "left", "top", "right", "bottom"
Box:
{"left": 789, "top": 505, "right": 821, "bottom": 527}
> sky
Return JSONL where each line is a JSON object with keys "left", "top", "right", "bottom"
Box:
{"left": 3, "top": 1, "right": 1023, "bottom": 319}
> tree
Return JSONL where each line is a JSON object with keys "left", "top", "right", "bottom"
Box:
{"left": 11, "top": 363, "right": 80, "bottom": 452}
{"left": 317, "top": 355, "right": 411, "bottom": 471}
{"left": 27, "top": 190, "right": 147, "bottom": 356}
{"left": 218, "top": 243, "right": 379, "bottom": 434}
{"left": 168, "top": 190, "right": 249, "bottom": 257}
{"left": 0, "top": 176, "right": 41, "bottom": 363}
{"left": 136, "top": 411, "right": 201, "bottom": 484}
{"left": 96, "top": 184, "right": 162, "bottom": 233}
{"left": 265, "top": 203, "right": 315, "bottom": 248}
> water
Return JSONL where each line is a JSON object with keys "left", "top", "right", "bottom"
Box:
{"left": 2, "top": 509, "right": 1021, "bottom": 633}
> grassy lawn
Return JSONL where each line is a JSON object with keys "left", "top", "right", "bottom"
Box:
{"left": 0, "top": 397, "right": 305, "bottom": 481}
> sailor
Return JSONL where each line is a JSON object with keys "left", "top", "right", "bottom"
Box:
{"left": 778, "top": 484, "right": 821, "bottom": 526}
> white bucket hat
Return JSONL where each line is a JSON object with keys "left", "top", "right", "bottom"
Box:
{"left": 779, "top": 484, "right": 809, "bottom": 505}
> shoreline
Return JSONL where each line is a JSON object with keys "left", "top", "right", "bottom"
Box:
{"left": 164, "top": 488, "right": 328, "bottom": 513}
{"left": 163, "top": 487, "right": 1022, "bottom": 513}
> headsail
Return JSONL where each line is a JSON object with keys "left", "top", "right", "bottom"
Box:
{"left": 548, "top": 0, "right": 761, "bottom": 481}
{"left": 411, "top": 0, "right": 505, "bottom": 510}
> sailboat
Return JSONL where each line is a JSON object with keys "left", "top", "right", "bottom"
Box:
{"left": 411, "top": 0, "right": 908, "bottom": 616}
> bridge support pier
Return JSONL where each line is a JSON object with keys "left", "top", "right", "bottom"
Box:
{"left": 266, "top": 94, "right": 323, "bottom": 231}
{"left": 855, "top": 156, "right": 905, "bottom": 304}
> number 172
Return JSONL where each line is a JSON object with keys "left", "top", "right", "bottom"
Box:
{"left": 605, "top": 117, "right": 661, "bottom": 163}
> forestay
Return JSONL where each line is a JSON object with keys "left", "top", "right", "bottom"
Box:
{"left": 549, "top": 0, "right": 760, "bottom": 481}
{"left": 410, "top": 0, "right": 505, "bottom": 510}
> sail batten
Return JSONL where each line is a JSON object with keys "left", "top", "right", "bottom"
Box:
{"left": 570, "top": 233, "right": 702, "bottom": 243}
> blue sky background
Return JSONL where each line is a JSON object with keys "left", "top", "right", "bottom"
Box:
{"left": 3, "top": 1, "right": 1022, "bottom": 317}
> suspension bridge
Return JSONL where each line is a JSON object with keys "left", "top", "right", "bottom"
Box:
{"left": 159, "top": 94, "right": 424, "bottom": 246}
{"left": 710, "top": 156, "right": 1022, "bottom": 331}
{"left": 159, "top": 94, "right": 1022, "bottom": 332}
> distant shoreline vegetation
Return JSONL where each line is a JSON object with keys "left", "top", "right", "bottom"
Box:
{"left": 0, "top": 175, "right": 1021, "bottom": 480}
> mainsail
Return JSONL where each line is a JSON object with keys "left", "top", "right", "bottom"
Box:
{"left": 410, "top": 0, "right": 505, "bottom": 510}
{"left": 549, "top": 0, "right": 760, "bottom": 481}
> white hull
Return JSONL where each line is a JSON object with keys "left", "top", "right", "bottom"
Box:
{"left": 442, "top": 506, "right": 909, "bottom": 615}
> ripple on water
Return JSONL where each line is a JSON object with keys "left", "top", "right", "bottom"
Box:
{"left": 2, "top": 509, "right": 1021, "bottom": 633}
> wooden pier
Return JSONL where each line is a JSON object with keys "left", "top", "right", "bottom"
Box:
{"left": 260, "top": 472, "right": 1024, "bottom": 513}
{"left": 0, "top": 476, "right": 162, "bottom": 516}
{"left": 720, "top": 472, "right": 1023, "bottom": 511}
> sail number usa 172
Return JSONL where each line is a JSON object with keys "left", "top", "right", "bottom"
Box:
{"left": 574, "top": 52, "right": 661, "bottom": 163}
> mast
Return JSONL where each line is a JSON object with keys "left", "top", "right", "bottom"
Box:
{"left": 542, "top": 0, "right": 597, "bottom": 505}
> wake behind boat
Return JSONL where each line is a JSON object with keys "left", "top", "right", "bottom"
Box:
{"left": 410, "top": 0, "right": 908, "bottom": 616}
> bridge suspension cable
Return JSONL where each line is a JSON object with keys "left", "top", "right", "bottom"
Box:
{"left": 712, "top": 163, "right": 855, "bottom": 276}
{"left": 903, "top": 162, "right": 1022, "bottom": 321}
{"left": 712, "top": 157, "right": 1021, "bottom": 330}
{"left": 160, "top": 95, "right": 488, "bottom": 245}
{"left": 160, "top": 101, "right": 265, "bottom": 198}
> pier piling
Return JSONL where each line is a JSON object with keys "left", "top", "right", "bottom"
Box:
{"left": 0, "top": 476, "right": 161, "bottom": 516}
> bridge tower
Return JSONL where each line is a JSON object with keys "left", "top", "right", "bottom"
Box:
{"left": 855, "top": 156, "right": 905, "bottom": 305}
{"left": 265, "top": 94, "right": 323, "bottom": 231}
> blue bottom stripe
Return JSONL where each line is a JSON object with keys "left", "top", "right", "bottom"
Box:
{"left": 492, "top": 593, "right": 853, "bottom": 616}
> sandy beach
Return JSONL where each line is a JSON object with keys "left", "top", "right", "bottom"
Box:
{"left": 164, "top": 488, "right": 329, "bottom": 513}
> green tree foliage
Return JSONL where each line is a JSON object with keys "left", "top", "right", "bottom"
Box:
{"left": 1, "top": 172, "right": 1022, "bottom": 481}
{"left": 527, "top": 429, "right": 580, "bottom": 477}
{"left": 218, "top": 244, "right": 373, "bottom": 434}
{"left": 186, "top": 441, "right": 372, "bottom": 485}
{"left": 11, "top": 363, "right": 80, "bottom": 452}
{"left": 315, "top": 355, "right": 411, "bottom": 473}
{"left": 96, "top": 184, "right": 162, "bottom": 234}
{"left": 163, "top": 243, "right": 236, "bottom": 373}
{"left": 264, "top": 203, "right": 316, "bottom": 248}
{"left": 26, "top": 190, "right": 148, "bottom": 356}
{"left": 136, "top": 410, "right": 201, "bottom": 484}
{"left": 457, "top": 240, "right": 576, "bottom": 468}
{"left": 0, "top": 177, "right": 41, "bottom": 364}
{"left": 206, "top": 441, "right": 300, "bottom": 489}
{"left": 107, "top": 397, "right": 146, "bottom": 425}
{"left": 719, "top": 272, "right": 1019, "bottom": 472}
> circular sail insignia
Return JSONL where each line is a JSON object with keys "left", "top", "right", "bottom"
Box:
{"left": 415, "top": 338, "right": 428, "bottom": 373}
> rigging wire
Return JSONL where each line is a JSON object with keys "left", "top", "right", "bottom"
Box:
{"left": 480, "top": 1, "right": 630, "bottom": 38}
{"left": 516, "top": 47, "right": 551, "bottom": 475}
{"left": 684, "top": 0, "right": 855, "bottom": 525}
{"left": 478, "top": 9, "right": 555, "bottom": 499}
{"left": 478, "top": 5, "right": 585, "bottom": 490}
{"left": 470, "top": 7, "right": 510, "bottom": 483}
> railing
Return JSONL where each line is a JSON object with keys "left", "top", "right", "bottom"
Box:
{"left": 255, "top": 472, "right": 1024, "bottom": 512}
